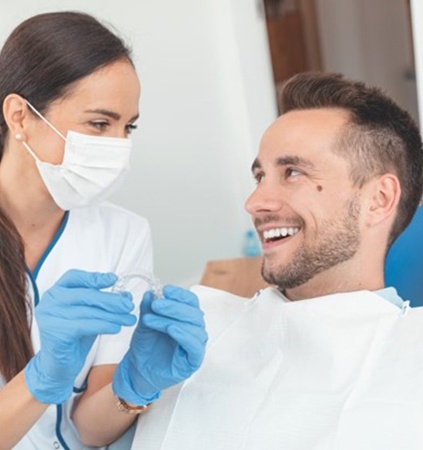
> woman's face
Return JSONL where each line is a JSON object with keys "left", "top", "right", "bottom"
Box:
{"left": 24, "top": 59, "right": 140, "bottom": 165}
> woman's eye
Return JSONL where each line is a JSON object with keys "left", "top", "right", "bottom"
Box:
{"left": 126, "top": 123, "right": 138, "bottom": 134}
{"left": 90, "top": 121, "right": 109, "bottom": 131}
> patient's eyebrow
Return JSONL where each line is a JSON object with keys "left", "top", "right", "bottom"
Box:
{"left": 251, "top": 158, "right": 261, "bottom": 172}
{"left": 275, "top": 155, "right": 316, "bottom": 170}
{"left": 251, "top": 155, "right": 317, "bottom": 172}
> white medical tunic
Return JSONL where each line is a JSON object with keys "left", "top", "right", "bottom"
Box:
{"left": 133, "top": 285, "right": 423, "bottom": 450}
{"left": 0, "top": 202, "right": 153, "bottom": 450}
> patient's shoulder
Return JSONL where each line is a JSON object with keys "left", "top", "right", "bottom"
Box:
{"left": 191, "top": 284, "right": 249, "bottom": 304}
{"left": 190, "top": 284, "right": 251, "bottom": 342}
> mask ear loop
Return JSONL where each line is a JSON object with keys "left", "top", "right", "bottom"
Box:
{"left": 112, "top": 272, "right": 163, "bottom": 299}
{"left": 20, "top": 140, "right": 41, "bottom": 162}
{"left": 25, "top": 100, "right": 67, "bottom": 141}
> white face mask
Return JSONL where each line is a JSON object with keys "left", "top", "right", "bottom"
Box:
{"left": 21, "top": 101, "right": 132, "bottom": 210}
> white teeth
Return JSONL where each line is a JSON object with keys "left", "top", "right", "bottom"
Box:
{"left": 263, "top": 227, "right": 300, "bottom": 241}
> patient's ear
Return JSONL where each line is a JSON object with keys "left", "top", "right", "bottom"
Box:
{"left": 365, "top": 174, "right": 401, "bottom": 227}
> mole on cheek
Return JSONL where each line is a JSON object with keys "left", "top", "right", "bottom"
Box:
{"left": 316, "top": 185, "right": 323, "bottom": 192}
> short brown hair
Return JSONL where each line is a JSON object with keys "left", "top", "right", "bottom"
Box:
{"left": 280, "top": 72, "right": 423, "bottom": 246}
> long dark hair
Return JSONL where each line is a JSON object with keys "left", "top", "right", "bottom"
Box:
{"left": 0, "top": 11, "right": 133, "bottom": 381}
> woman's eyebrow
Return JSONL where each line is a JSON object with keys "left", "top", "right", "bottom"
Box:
{"left": 84, "top": 108, "right": 139, "bottom": 122}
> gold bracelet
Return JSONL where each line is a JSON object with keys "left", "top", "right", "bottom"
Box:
{"left": 115, "top": 395, "right": 153, "bottom": 415}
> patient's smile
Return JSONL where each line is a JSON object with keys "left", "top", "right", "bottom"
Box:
{"left": 262, "top": 227, "right": 300, "bottom": 243}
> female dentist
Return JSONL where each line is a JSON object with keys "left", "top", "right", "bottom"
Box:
{"left": 0, "top": 11, "right": 207, "bottom": 449}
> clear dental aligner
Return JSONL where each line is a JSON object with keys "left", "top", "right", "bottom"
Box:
{"left": 112, "top": 272, "right": 163, "bottom": 299}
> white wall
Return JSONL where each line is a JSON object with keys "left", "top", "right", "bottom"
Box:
{"left": 315, "top": 0, "right": 419, "bottom": 123}
{"left": 0, "top": 0, "right": 277, "bottom": 285}
{"left": 411, "top": 0, "right": 423, "bottom": 130}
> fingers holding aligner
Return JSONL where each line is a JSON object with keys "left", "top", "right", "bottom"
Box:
{"left": 37, "top": 270, "right": 136, "bottom": 333}
{"left": 162, "top": 285, "right": 200, "bottom": 307}
{"left": 56, "top": 269, "right": 118, "bottom": 289}
{"left": 141, "top": 285, "right": 208, "bottom": 356}
{"left": 143, "top": 285, "right": 204, "bottom": 326}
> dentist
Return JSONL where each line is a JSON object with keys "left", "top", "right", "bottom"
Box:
{"left": 0, "top": 11, "right": 206, "bottom": 449}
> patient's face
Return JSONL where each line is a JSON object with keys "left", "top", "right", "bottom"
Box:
{"left": 245, "top": 108, "right": 363, "bottom": 298}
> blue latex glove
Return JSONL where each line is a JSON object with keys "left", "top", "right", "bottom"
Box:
{"left": 112, "top": 285, "right": 207, "bottom": 405}
{"left": 25, "top": 269, "right": 136, "bottom": 404}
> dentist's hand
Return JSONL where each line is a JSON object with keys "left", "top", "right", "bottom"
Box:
{"left": 24, "top": 269, "right": 136, "bottom": 404}
{"left": 112, "top": 285, "right": 207, "bottom": 405}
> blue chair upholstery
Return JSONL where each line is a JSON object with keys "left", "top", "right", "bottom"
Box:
{"left": 385, "top": 205, "right": 423, "bottom": 306}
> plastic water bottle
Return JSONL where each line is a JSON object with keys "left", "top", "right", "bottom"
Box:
{"left": 243, "top": 229, "right": 261, "bottom": 257}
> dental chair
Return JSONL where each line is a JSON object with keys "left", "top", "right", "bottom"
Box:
{"left": 385, "top": 204, "right": 423, "bottom": 307}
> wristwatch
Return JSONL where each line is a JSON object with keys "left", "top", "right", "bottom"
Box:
{"left": 115, "top": 395, "right": 153, "bottom": 415}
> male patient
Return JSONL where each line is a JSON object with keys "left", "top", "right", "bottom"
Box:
{"left": 132, "top": 72, "right": 423, "bottom": 449}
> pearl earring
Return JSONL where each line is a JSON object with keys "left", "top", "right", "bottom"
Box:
{"left": 15, "top": 133, "right": 23, "bottom": 140}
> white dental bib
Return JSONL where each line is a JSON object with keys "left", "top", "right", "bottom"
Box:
{"left": 133, "top": 286, "right": 423, "bottom": 450}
